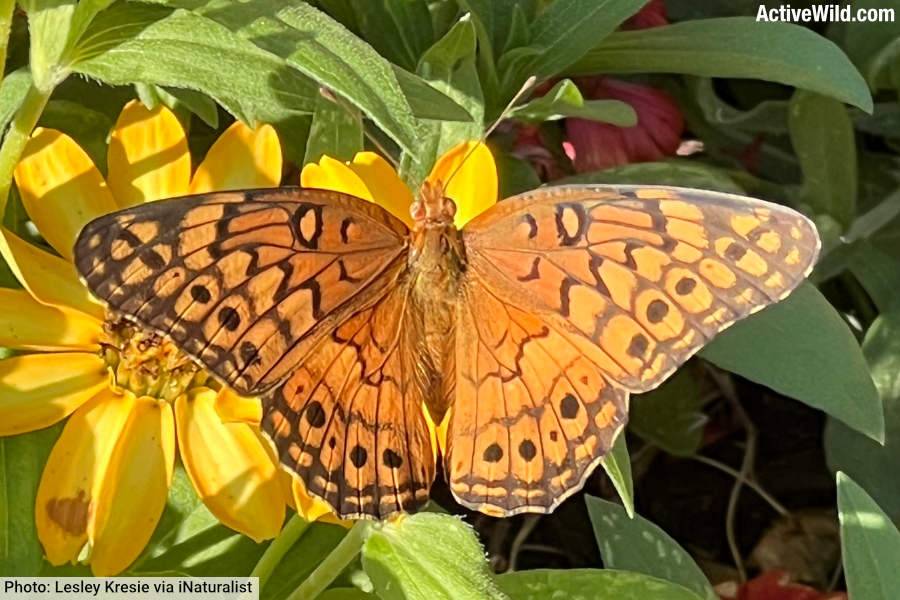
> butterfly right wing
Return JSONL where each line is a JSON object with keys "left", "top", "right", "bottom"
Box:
{"left": 74, "top": 187, "right": 408, "bottom": 396}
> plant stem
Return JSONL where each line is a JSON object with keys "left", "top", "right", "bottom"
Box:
{"left": 691, "top": 455, "right": 790, "bottom": 517}
{"left": 286, "top": 520, "right": 371, "bottom": 600}
{"left": 0, "top": 0, "right": 14, "bottom": 84}
{"left": 251, "top": 514, "right": 312, "bottom": 591}
{"left": 0, "top": 83, "right": 50, "bottom": 216}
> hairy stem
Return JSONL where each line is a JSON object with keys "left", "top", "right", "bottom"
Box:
{"left": 251, "top": 514, "right": 312, "bottom": 592}
{"left": 286, "top": 520, "right": 371, "bottom": 600}
{"left": 0, "top": 83, "right": 50, "bottom": 215}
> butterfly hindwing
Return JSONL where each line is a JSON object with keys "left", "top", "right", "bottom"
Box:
{"left": 263, "top": 283, "right": 435, "bottom": 519}
{"left": 448, "top": 184, "right": 820, "bottom": 515}
{"left": 74, "top": 187, "right": 408, "bottom": 395}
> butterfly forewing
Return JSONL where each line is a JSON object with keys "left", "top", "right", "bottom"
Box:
{"left": 448, "top": 184, "right": 820, "bottom": 515}
{"left": 74, "top": 188, "right": 408, "bottom": 395}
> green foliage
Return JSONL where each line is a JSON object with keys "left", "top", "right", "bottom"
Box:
{"left": 837, "top": 473, "right": 900, "bottom": 599}
{"left": 1, "top": 0, "right": 898, "bottom": 597}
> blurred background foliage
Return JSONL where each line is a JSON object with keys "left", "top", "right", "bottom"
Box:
{"left": 1, "top": 0, "right": 900, "bottom": 599}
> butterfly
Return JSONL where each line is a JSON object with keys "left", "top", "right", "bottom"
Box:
{"left": 73, "top": 182, "right": 820, "bottom": 520}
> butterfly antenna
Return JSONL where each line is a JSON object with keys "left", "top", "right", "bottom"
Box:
{"left": 319, "top": 87, "right": 400, "bottom": 169}
{"left": 443, "top": 75, "right": 538, "bottom": 189}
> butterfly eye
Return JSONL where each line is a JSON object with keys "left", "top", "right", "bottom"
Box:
{"left": 444, "top": 198, "right": 457, "bottom": 219}
{"left": 410, "top": 201, "right": 425, "bottom": 221}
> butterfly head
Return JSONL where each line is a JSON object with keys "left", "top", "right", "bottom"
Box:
{"left": 411, "top": 180, "right": 457, "bottom": 230}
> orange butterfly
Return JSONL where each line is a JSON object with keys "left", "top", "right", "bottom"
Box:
{"left": 74, "top": 180, "right": 820, "bottom": 519}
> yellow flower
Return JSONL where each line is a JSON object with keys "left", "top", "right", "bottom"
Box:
{"left": 0, "top": 101, "right": 285, "bottom": 575}
{"left": 298, "top": 141, "right": 498, "bottom": 522}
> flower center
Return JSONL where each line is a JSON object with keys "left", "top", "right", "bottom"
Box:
{"left": 100, "top": 314, "right": 212, "bottom": 401}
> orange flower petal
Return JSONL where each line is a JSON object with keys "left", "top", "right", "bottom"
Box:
{"left": 0, "top": 227, "right": 105, "bottom": 320}
{"left": 13, "top": 128, "right": 118, "bottom": 260}
{"left": 300, "top": 155, "right": 374, "bottom": 201}
{"left": 346, "top": 152, "right": 415, "bottom": 226}
{"left": 190, "top": 122, "right": 282, "bottom": 194}
{"left": 0, "top": 352, "right": 108, "bottom": 436}
{"left": 107, "top": 101, "right": 191, "bottom": 206}
{"left": 175, "top": 388, "right": 284, "bottom": 541}
{"left": 427, "top": 141, "right": 498, "bottom": 228}
{"left": 89, "top": 397, "right": 175, "bottom": 575}
{"left": 291, "top": 477, "right": 351, "bottom": 528}
{"left": 35, "top": 387, "right": 135, "bottom": 566}
{"left": 0, "top": 288, "right": 101, "bottom": 351}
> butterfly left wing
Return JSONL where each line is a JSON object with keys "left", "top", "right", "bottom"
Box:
{"left": 74, "top": 187, "right": 408, "bottom": 395}
{"left": 446, "top": 184, "right": 820, "bottom": 515}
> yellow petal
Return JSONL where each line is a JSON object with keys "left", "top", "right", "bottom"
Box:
{"left": 345, "top": 152, "right": 415, "bottom": 226}
{"left": 0, "top": 288, "right": 101, "bottom": 351}
{"left": 13, "top": 128, "right": 118, "bottom": 260}
{"left": 0, "top": 227, "right": 105, "bottom": 320}
{"left": 107, "top": 101, "right": 191, "bottom": 207}
{"left": 190, "top": 122, "right": 282, "bottom": 194}
{"left": 89, "top": 397, "right": 175, "bottom": 575}
{"left": 215, "top": 387, "right": 262, "bottom": 426}
{"left": 300, "top": 155, "right": 374, "bottom": 201}
{"left": 291, "top": 477, "right": 351, "bottom": 528}
{"left": 176, "top": 388, "right": 284, "bottom": 541}
{"left": 0, "top": 352, "right": 108, "bottom": 436}
{"left": 35, "top": 387, "right": 135, "bottom": 566}
{"left": 426, "top": 141, "right": 498, "bottom": 228}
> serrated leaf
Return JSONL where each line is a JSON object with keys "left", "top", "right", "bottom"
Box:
{"left": 571, "top": 18, "right": 873, "bottom": 112}
{"left": 510, "top": 79, "right": 636, "bottom": 125}
{"left": 362, "top": 513, "right": 507, "bottom": 600}
{"left": 586, "top": 498, "right": 715, "bottom": 600}
{"left": 702, "top": 282, "right": 884, "bottom": 442}
{"left": 837, "top": 472, "right": 900, "bottom": 599}
{"left": 497, "top": 569, "right": 704, "bottom": 600}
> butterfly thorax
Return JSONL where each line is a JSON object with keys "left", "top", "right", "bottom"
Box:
{"left": 406, "top": 182, "right": 466, "bottom": 425}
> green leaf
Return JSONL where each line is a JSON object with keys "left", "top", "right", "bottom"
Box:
{"left": 352, "top": 0, "right": 433, "bottom": 71}
{"left": 690, "top": 78, "right": 789, "bottom": 134}
{"left": 303, "top": 91, "right": 363, "bottom": 165}
{"left": 631, "top": 368, "right": 706, "bottom": 457}
{"left": 392, "top": 66, "right": 474, "bottom": 123}
{"left": 72, "top": 3, "right": 317, "bottom": 125}
{"left": 701, "top": 282, "right": 884, "bottom": 442}
{"left": 318, "top": 590, "right": 377, "bottom": 600}
{"left": 0, "top": 68, "right": 32, "bottom": 137}
{"left": 496, "top": 569, "right": 704, "bottom": 600}
{"left": 599, "top": 433, "right": 634, "bottom": 518}
{"left": 826, "top": 307, "right": 900, "bottom": 521}
{"left": 510, "top": 79, "right": 636, "bottom": 125}
{"left": 159, "top": 87, "right": 220, "bottom": 129}
{"left": 522, "top": 0, "right": 649, "bottom": 82}
{"left": 243, "top": 2, "right": 422, "bottom": 158}
{"left": 21, "top": 0, "right": 76, "bottom": 91}
{"left": 842, "top": 0, "right": 900, "bottom": 88}
{"left": 0, "top": 424, "right": 63, "bottom": 576}
{"left": 255, "top": 525, "right": 348, "bottom": 600}
{"left": 789, "top": 91, "right": 857, "bottom": 229}
{"left": 847, "top": 241, "right": 900, "bottom": 313}
{"left": 456, "top": 0, "right": 536, "bottom": 60}
{"left": 495, "top": 152, "right": 541, "bottom": 199}
{"left": 362, "top": 513, "right": 507, "bottom": 600}
{"left": 837, "top": 472, "right": 900, "bottom": 599}
{"left": 560, "top": 160, "right": 745, "bottom": 194}
{"left": 404, "top": 14, "right": 483, "bottom": 186}
{"left": 586, "top": 496, "right": 716, "bottom": 600}
{"left": 570, "top": 18, "right": 873, "bottom": 112}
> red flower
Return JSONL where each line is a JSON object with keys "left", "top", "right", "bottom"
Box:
{"left": 564, "top": 77, "right": 684, "bottom": 172}
{"left": 625, "top": 0, "right": 668, "bottom": 29}
{"left": 716, "top": 571, "right": 847, "bottom": 600}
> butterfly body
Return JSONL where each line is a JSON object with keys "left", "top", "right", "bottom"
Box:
{"left": 75, "top": 184, "right": 820, "bottom": 520}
